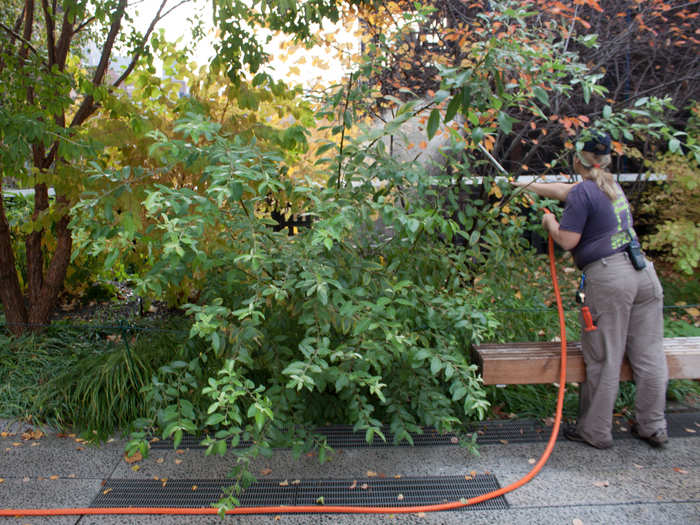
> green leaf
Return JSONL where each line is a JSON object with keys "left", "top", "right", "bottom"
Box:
{"left": 497, "top": 111, "right": 513, "bottom": 134}
{"left": 427, "top": 109, "right": 440, "bottom": 140}
{"left": 668, "top": 138, "right": 681, "bottom": 154}
{"left": 452, "top": 385, "right": 467, "bottom": 401}
{"left": 173, "top": 429, "right": 183, "bottom": 449}
{"left": 205, "top": 413, "right": 225, "bottom": 426}
{"left": 445, "top": 96, "right": 461, "bottom": 123}
{"left": 533, "top": 86, "right": 549, "bottom": 106}
{"left": 430, "top": 357, "right": 442, "bottom": 376}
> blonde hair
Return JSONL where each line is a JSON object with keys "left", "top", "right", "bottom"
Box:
{"left": 577, "top": 150, "right": 617, "bottom": 200}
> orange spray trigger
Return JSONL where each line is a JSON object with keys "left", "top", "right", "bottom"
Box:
{"left": 582, "top": 306, "right": 597, "bottom": 332}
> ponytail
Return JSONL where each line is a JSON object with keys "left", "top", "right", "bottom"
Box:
{"left": 577, "top": 151, "right": 617, "bottom": 200}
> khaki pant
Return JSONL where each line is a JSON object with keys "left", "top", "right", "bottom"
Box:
{"left": 576, "top": 252, "right": 667, "bottom": 448}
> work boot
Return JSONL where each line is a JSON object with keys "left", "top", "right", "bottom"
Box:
{"left": 631, "top": 424, "right": 668, "bottom": 448}
{"left": 563, "top": 425, "right": 612, "bottom": 449}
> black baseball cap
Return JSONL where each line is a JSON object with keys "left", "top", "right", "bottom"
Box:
{"left": 581, "top": 132, "right": 611, "bottom": 155}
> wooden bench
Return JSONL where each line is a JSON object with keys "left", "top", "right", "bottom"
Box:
{"left": 473, "top": 337, "right": 700, "bottom": 385}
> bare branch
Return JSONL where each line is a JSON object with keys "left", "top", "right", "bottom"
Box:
{"left": 74, "top": 16, "right": 96, "bottom": 34}
{"left": 112, "top": 0, "right": 191, "bottom": 88}
{"left": 0, "top": 21, "right": 42, "bottom": 60}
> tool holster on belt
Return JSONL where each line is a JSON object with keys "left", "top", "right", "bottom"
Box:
{"left": 576, "top": 273, "right": 597, "bottom": 332}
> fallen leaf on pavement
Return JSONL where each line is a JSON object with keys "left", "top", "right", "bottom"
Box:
{"left": 279, "top": 480, "right": 289, "bottom": 487}
{"left": 592, "top": 480, "right": 609, "bottom": 487}
{"left": 684, "top": 428, "right": 696, "bottom": 434}
{"left": 260, "top": 468, "right": 272, "bottom": 476}
{"left": 156, "top": 458, "right": 164, "bottom": 464}
{"left": 131, "top": 465, "right": 140, "bottom": 471}
{"left": 499, "top": 439, "right": 508, "bottom": 445}
{"left": 349, "top": 480, "right": 357, "bottom": 489}
{"left": 572, "top": 519, "right": 584, "bottom": 525}
{"left": 192, "top": 485, "right": 198, "bottom": 491}
{"left": 366, "top": 470, "right": 377, "bottom": 477}
{"left": 49, "top": 475, "right": 59, "bottom": 480}
{"left": 124, "top": 451, "right": 142, "bottom": 464}
{"left": 673, "top": 468, "right": 688, "bottom": 474}
{"left": 291, "top": 479, "right": 301, "bottom": 485}
{"left": 174, "top": 459, "right": 182, "bottom": 465}
{"left": 103, "top": 488, "right": 113, "bottom": 495}
{"left": 633, "top": 464, "right": 644, "bottom": 469}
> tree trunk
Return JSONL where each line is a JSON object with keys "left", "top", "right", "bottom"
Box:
{"left": 0, "top": 185, "right": 29, "bottom": 335}
{"left": 27, "top": 197, "right": 72, "bottom": 329}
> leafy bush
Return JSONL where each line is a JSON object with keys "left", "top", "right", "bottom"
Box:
{"left": 122, "top": 111, "right": 522, "bottom": 472}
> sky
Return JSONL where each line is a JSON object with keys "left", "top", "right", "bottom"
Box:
{"left": 128, "top": 0, "right": 357, "bottom": 88}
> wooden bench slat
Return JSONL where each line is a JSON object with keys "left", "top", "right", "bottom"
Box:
{"left": 473, "top": 337, "right": 700, "bottom": 385}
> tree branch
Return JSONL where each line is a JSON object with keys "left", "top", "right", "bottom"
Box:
{"left": 41, "top": 0, "right": 56, "bottom": 66}
{"left": 112, "top": 0, "right": 191, "bottom": 88}
{"left": 19, "top": 0, "right": 35, "bottom": 62}
{"left": 0, "top": 21, "right": 43, "bottom": 61}
{"left": 69, "top": 0, "right": 128, "bottom": 128}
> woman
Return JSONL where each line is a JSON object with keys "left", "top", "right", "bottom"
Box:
{"left": 515, "top": 132, "right": 668, "bottom": 449}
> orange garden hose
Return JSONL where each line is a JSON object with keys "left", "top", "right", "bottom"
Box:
{"left": 1, "top": 219, "right": 567, "bottom": 517}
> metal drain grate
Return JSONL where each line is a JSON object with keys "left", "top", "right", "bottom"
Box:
{"left": 149, "top": 412, "right": 700, "bottom": 450}
{"left": 90, "top": 475, "right": 508, "bottom": 512}
{"left": 666, "top": 412, "right": 700, "bottom": 437}
{"left": 150, "top": 420, "right": 550, "bottom": 450}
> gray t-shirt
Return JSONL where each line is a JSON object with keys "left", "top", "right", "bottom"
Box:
{"left": 559, "top": 180, "right": 634, "bottom": 269}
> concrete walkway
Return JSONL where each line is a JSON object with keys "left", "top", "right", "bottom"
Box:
{"left": 1, "top": 414, "right": 698, "bottom": 525}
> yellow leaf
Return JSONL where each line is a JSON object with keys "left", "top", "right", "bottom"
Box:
{"left": 131, "top": 465, "right": 140, "bottom": 471}
{"left": 49, "top": 475, "right": 59, "bottom": 480}
{"left": 192, "top": 485, "right": 198, "bottom": 491}
{"left": 103, "top": 488, "right": 113, "bottom": 495}
{"left": 489, "top": 184, "right": 502, "bottom": 198}
{"left": 366, "top": 470, "right": 378, "bottom": 477}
